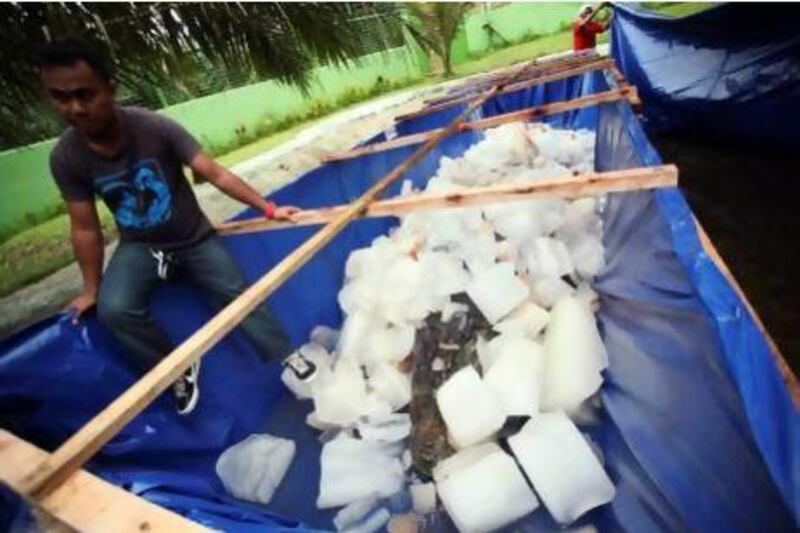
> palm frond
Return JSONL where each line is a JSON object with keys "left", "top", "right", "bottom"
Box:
{"left": 402, "top": 3, "right": 473, "bottom": 76}
{"left": 0, "top": 2, "right": 403, "bottom": 148}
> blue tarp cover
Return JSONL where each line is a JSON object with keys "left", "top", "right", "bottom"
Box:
{"left": 1, "top": 67, "right": 797, "bottom": 531}
{"left": 610, "top": 2, "right": 800, "bottom": 146}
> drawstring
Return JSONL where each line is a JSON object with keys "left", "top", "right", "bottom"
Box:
{"left": 150, "top": 248, "right": 174, "bottom": 280}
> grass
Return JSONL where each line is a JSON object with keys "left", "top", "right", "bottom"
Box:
{"left": 0, "top": 204, "right": 116, "bottom": 297}
{"left": 203, "top": 76, "right": 420, "bottom": 159}
{"left": 0, "top": 2, "right": 718, "bottom": 299}
{"left": 452, "top": 31, "right": 573, "bottom": 78}
{"left": 644, "top": 2, "right": 714, "bottom": 17}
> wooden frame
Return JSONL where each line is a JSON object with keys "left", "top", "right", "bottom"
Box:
{"left": 421, "top": 49, "right": 600, "bottom": 107}
{"left": 398, "top": 57, "right": 614, "bottom": 121}
{"left": 216, "top": 165, "right": 679, "bottom": 236}
{"left": 0, "top": 429, "right": 209, "bottom": 532}
{"left": 324, "top": 86, "right": 638, "bottom": 162}
{"left": 694, "top": 220, "right": 800, "bottom": 405}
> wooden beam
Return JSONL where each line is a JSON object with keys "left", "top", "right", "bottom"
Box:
{"left": 420, "top": 56, "right": 602, "bottom": 109}
{"left": 422, "top": 50, "right": 600, "bottom": 106}
{"left": 460, "top": 86, "right": 638, "bottom": 131}
{"left": 607, "top": 64, "right": 643, "bottom": 110}
{"left": 16, "top": 59, "right": 538, "bottom": 501}
{"left": 216, "top": 165, "right": 678, "bottom": 236}
{"left": 0, "top": 429, "right": 209, "bottom": 532}
{"left": 694, "top": 220, "right": 800, "bottom": 407}
{"left": 609, "top": 64, "right": 628, "bottom": 87}
{"left": 399, "top": 58, "right": 614, "bottom": 121}
{"left": 325, "top": 86, "right": 638, "bottom": 162}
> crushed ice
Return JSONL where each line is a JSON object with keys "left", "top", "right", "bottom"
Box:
{"left": 220, "top": 122, "right": 615, "bottom": 531}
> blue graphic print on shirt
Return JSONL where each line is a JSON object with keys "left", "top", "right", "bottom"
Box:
{"left": 96, "top": 159, "right": 172, "bottom": 229}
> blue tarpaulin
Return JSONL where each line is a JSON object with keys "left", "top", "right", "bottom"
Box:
{"left": 610, "top": 2, "right": 800, "bottom": 146}
{"left": 1, "top": 65, "right": 797, "bottom": 530}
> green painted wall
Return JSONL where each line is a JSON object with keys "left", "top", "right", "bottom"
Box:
{"left": 0, "top": 139, "right": 60, "bottom": 235}
{"left": 463, "top": 2, "right": 576, "bottom": 56}
{"left": 163, "top": 47, "right": 424, "bottom": 152}
{"left": 0, "top": 47, "right": 425, "bottom": 236}
{"left": 450, "top": 27, "right": 471, "bottom": 67}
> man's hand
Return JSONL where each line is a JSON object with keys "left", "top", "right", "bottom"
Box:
{"left": 272, "top": 205, "right": 300, "bottom": 222}
{"left": 65, "top": 200, "right": 103, "bottom": 325}
{"left": 65, "top": 289, "right": 98, "bottom": 324}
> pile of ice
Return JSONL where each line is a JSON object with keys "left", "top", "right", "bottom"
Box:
{"left": 276, "top": 122, "right": 614, "bottom": 531}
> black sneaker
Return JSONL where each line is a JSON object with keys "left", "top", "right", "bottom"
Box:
{"left": 173, "top": 360, "right": 200, "bottom": 415}
{"left": 282, "top": 350, "right": 318, "bottom": 382}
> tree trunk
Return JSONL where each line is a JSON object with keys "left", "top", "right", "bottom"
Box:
{"left": 442, "top": 47, "right": 453, "bottom": 78}
{"left": 428, "top": 53, "right": 445, "bottom": 76}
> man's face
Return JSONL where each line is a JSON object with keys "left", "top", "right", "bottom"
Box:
{"left": 41, "top": 61, "right": 116, "bottom": 137}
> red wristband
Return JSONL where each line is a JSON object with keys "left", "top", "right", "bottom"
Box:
{"left": 263, "top": 202, "right": 276, "bottom": 219}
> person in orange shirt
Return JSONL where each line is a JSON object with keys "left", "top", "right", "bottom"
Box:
{"left": 573, "top": 3, "right": 613, "bottom": 51}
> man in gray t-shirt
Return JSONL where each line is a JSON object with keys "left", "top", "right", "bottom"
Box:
{"left": 41, "top": 40, "right": 317, "bottom": 415}
{"left": 50, "top": 105, "right": 215, "bottom": 249}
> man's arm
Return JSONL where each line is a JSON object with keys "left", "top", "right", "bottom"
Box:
{"left": 65, "top": 200, "right": 104, "bottom": 322}
{"left": 189, "top": 152, "right": 298, "bottom": 221}
{"left": 579, "top": 2, "right": 611, "bottom": 26}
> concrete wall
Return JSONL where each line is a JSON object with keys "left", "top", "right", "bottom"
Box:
{"left": 0, "top": 47, "right": 425, "bottom": 235}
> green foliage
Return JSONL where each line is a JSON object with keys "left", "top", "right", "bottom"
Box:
{"left": 404, "top": 3, "right": 474, "bottom": 77}
{"left": 0, "top": 2, "right": 404, "bottom": 149}
{"left": 640, "top": 2, "right": 674, "bottom": 10}
{"left": 652, "top": 2, "right": 715, "bottom": 17}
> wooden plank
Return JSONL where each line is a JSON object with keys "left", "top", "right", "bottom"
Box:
{"left": 399, "top": 58, "right": 614, "bottom": 121}
{"left": 422, "top": 50, "right": 600, "bottom": 106}
{"left": 609, "top": 64, "right": 628, "bottom": 86}
{"left": 217, "top": 165, "right": 679, "bottom": 236}
{"left": 461, "top": 86, "right": 638, "bottom": 131}
{"left": 325, "top": 86, "right": 638, "bottom": 162}
{"left": 418, "top": 55, "right": 605, "bottom": 110}
{"left": 0, "top": 429, "right": 209, "bottom": 533}
{"left": 16, "top": 60, "right": 537, "bottom": 501}
{"left": 694, "top": 220, "right": 800, "bottom": 407}
{"left": 607, "top": 64, "right": 642, "bottom": 109}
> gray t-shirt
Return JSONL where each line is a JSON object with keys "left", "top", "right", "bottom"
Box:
{"left": 50, "top": 106, "right": 212, "bottom": 249}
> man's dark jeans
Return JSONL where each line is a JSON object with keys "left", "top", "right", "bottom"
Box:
{"left": 97, "top": 234, "right": 291, "bottom": 372}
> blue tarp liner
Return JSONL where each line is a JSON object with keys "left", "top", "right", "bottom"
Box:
{"left": 1, "top": 65, "right": 797, "bottom": 532}
{"left": 610, "top": 3, "right": 800, "bottom": 146}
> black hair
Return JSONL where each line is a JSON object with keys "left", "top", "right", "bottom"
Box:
{"left": 38, "top": 39, "right": 112, "bottom": 81}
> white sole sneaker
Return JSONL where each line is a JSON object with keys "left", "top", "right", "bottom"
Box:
{"left": 282, "top": 351, "right": 318, "bottom": 383}
{"left": 174, "top": 360, "right": 201, "bottom": 416}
